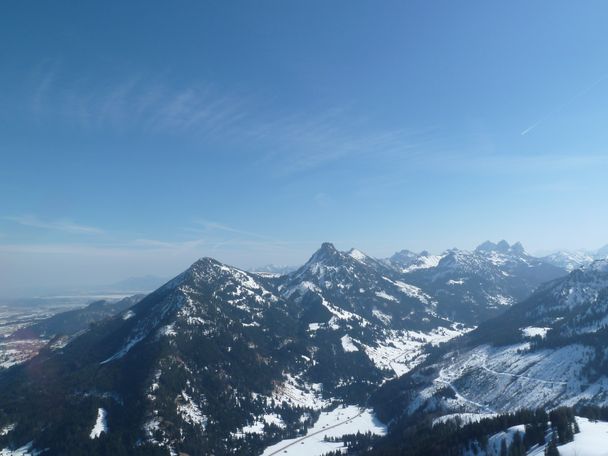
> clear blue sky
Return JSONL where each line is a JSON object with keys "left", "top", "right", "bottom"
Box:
{"left": 2, "top": 1, "right": 608, "bottom": 295}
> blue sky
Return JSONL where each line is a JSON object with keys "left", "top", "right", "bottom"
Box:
{"left": 2, "top": 1, "right": 608, "bottom": 295}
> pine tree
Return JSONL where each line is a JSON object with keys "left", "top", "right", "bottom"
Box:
{"left": 500, "top": 439, "right": 508, "bottom": 456}
{"left": 545, "top": 437, "right": 559, "bottom": 456}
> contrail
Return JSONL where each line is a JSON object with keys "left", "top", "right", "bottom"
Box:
{"left": 521, "top": 74, "right": 607, "bottom": 136}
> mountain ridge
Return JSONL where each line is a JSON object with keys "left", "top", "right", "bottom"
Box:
{"left": 0, "top": 241, "right": 589, "bottom": 456}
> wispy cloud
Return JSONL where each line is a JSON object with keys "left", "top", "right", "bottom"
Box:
{"left": 28, "top": 70, "right": 249, "bottom": 137}
{"left": 23, "top": 67, "right": 440, "bottom": 175}
{"left": 131, "top": 238, "right": 207, "bottom": 250}
{"left": 30, "top": 60, "right": 60, "bottom": 115}
{"left": 4, "top": 215, "right": 104, "bottom": 235}
{"left": 247, "top": 109, "right": 438, "bottom": 175}
{"left": 191, "top": 220, "right": 275, "bottom": 240}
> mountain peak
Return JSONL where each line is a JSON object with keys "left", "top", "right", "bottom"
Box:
{"left": 596, "top": 244, "right": 608, "bottom": 259}
{"left": 496, "top": 240, "right": 510, "bottom": 252}
{"left": 308, "top": 242, "right": 339, "bottom": 262}
{"left": 390, "top": 249, "right": 419, "bottom": 262}
{"left": 510, "top": 241, "right": 525, "bottom": 255}
{"left": 475, "top": 240, "right": 499, "bottom": 252}
{"left": 320, "top": 241, "right": 337, "bottom": 252}
{"left": 183, "top": 257, "right": 239, "bottom": 284}
{"left": 190, "top": 256, "right": 223, "bottom": 270}
{"left": 475, "top": 240, "right": 525, "bottom": 255}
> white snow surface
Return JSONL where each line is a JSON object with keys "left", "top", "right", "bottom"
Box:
{"left": 270, "top": 373, "right": 329, "bottom": 410}
{"left": 89, "top": 407, "right": 108, "bottom": 439}
{"left": 463, "top": 417, "right": 608, "bottom": 456}
{"left": 542, "top": 250, "right": 594, "bottom": 272}
{"left": 364, "top": 325, "right": 469, "bottom": 377}
{"left": 521, "top": 326, "right": 550, "bottom": 339}
{"left": 400, "top": 254, "right": 443, "bottom": 273}
{"left": 410, "top": 342, "right": 608, "bottom": 416}
{"left": 485, "top": 425, "right": 526, "bottom": 456}
{"left": 340, "top": 335, "right": 359, "bottom": 352}
{"left": 348, "top": 248, "right": 368, "bottom": 262}
{"left": 375, "top": 290, "right": 398, "bottom": 302}
{"left": 553, "top": 417, "right": 608, "bottom": 456}
{"left": 433, "top": 412, "right": 497, "bottom": 427}
{"left": 238, "top": 413, "right": 286, "bottom": 435}
{"left": 0, "top": 442, "right": 39, "bottom": 456}
{"left": 177, "top": 390, "right": 207, "bottom": 428}
{"left": 382, "top": 277, "right": 435, "bottom": 307}
{"left": 260, "top": 405, "right": 386, "bottom": 456}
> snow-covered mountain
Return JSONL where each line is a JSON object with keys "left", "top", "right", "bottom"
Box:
{"left": 0, "top": 248, "right": 468, "bottom": 455}
{"left": 279, "top": 243, "right": 449, "bottom": 331}
{"left": 595, "top": 244, "right": 608, "bottom": 259}
{"left": 1, "top": 259, "right": 313, "bottom": 454}
{"left": 259, "top": 241, "right": 566, "bottom": 329}
{"left": 540, "top": 244, "right": 608, "bottom": 272}
{"left": 399, "top": 240, "right": 566, "bottom": 323}
{"left": 541, "top": 250, "right": 596, "bottom": 272}
{"left": 384, "top": 249, "right": 443, "bottom": 273}
{"left": 373, "top": 259, "right": 608, "bottom": 427}
{"left": 251, "top": 264, "right": 297, "bottom": 276}
{"left": 0, "top": 242, "right": 585, "bottom": 455}
{"left": 277, "top": 243, "right": 468, "bottom": 377}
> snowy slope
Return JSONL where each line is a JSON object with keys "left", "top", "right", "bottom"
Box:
{"left": 541, "top": 250, "right": 595, "bottom": 272}
{"left": 374, "top": 260, "right": 608, "bottom": 425}
{"left": 463, "top": 417, "right": 608, "bottom": 456}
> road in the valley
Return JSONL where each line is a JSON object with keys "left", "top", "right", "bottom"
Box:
{"left": 265, "top": 408, "right": 364, "bottom": 456}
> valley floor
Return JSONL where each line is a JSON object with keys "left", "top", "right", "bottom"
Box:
{"left": 261, "top": 405, "right": 386, "bottom": 456}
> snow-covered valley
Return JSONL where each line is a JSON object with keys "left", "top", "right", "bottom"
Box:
{"left": 261, "top": 405, "right": 386, "bottom": 456}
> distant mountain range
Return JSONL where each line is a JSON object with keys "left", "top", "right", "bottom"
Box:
{"left": 251, "top": 264, "right": 297, "bottom": 275}
{"left": 540, "top": 244, "right": 608, "bottom": 271}
{"left": 1, "top": 240, "right": 607, "bottom": 455}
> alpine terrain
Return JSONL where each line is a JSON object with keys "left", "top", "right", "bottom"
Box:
{"left": 0, "top": 242, "right": 600, "bottom": 456}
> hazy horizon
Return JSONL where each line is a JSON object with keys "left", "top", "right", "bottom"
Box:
{"left": 1, "top": 238, "right": 606, "bottom": 298}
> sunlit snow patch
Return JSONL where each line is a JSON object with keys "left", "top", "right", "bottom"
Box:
{"left": 177, "top": 390, "right": 207, "bottom": 428}
{"left": 261, "top": 405, "right": 386, "bottom": 456}
{"left": 237, "top": 414, "right": 286, "bottom": 436}
{"left": 521, "top": 326, "right": 550, "bottom": 339}
{"left": 0, "top": 442, "right": 37, "bottom": 456}
{"left": 552, "top": 417, "right": 608, "bottom": 456}
{"left": 432, "top": 412, "right": 497, "bottom": 427}
{"left": 89, "top": 407, "right": 108, "bottom": 439}
{"left": 340, "top": 335, "right": 359, "bottom": 352}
